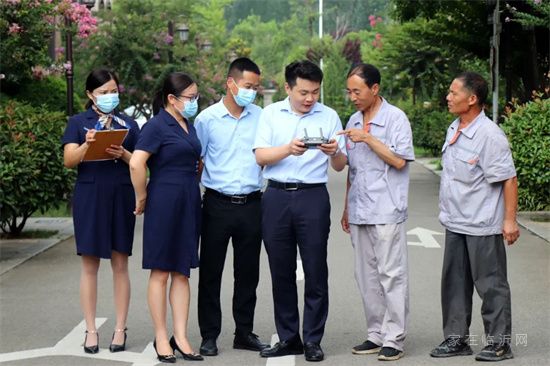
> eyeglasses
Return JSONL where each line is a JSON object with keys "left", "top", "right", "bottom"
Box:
{"left": 174, "top": 94, "right": 200, "bottom": 103}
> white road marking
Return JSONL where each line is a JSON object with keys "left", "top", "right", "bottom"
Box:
{"left": 0, "top": 318, "right": 160, "bottom": 365}
{"left": 407, "top": 227, "right": 443, "bottom": 248}
{"left": 266, "top": 333, "right": 295, "bottom": 366}
{"left": 296, "top": 259, "right": 304, "bottom": 281}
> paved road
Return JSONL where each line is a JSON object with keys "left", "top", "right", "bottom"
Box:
{"left": 1, "top": 162, "right": 549, "bottom": 365}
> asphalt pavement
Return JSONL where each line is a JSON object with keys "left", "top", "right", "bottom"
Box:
{"left": 0, "top": 162, "right": 549, "bottom": 365}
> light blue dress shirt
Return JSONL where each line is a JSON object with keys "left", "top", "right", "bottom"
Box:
{"left": 253, "top": 97, "right": 346, "bottom": 183}
{"left": 439, "top": 111, "right": 516, "bottom": 236}
{"left": 345, "top": 98, "right": 415, "bottom": 225}
{"left": 194, "top": 98, "right": 263, "bottom": 195}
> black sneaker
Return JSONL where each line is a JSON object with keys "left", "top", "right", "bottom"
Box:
{"left": 475, "top": 343, "right": 513, "bottom": 361}
{"left": 352, "top": 340, "right": 382, "bottom": 355}
{"left": 378, "top": 347, "right": 404, "bottom": 361}
{"left": 430, "top": 337, "right": 473, "bottom": 358}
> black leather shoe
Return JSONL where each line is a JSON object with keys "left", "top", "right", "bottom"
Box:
{"left": 169, "top": 336, "right": 204, "bottom": 361}
{"left": 430, "top": 337, "right": 473, "bottom": 358}
{"left": 233, "top": 332, "right": 269, "bottom": 351}
{"left": 260, "top": 339, "right": 304, "bottom": 358}
{"left": 304, "top": 342, "right": 324, "bottom": 362}
{"left": 83, "top": 330, "right": 99, "bottom": 354}
{"left": 109, "top": 327, "right": 127, "bottom": 353}
{"left": 153, "top": 339, "right": 176, "bottom": 363}
{"left": 199, "top": 338, "right": 218, "bottom": 356}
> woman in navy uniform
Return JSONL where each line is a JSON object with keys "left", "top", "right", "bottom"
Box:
{"left": 62, "top": 69, "right": 139, "bottom": 354}
{"left": 130, "top": 72, "right": 203, "bottom": 363}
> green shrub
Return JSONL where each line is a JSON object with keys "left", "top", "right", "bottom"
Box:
{"left": 501, "top": 96, "right": 550, "bottom": 211}
{"left": 0, "top": 100, "right": 76, "bottom": 236}
{"left": 16, "top": 76, "right": 84, "bottom": 114}
{"left": 403, "top": 102, "right": 452, "bottom": 156}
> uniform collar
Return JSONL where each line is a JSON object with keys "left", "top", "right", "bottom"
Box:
{"left": 351, "top": 97, "right": 388, "bottom": 127}
{"left": 159, "top": 108, "right": 183, "bottom": 126}
{"left": 450, "top": 110, "right": 486, "bottom": 139}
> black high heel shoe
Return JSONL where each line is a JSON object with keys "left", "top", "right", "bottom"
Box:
{"left": 153, "top": 339, "right": 176, "bottom": 363}
{"left": 170, "top": 336, "right": 204, "bottom": 361}
{"left": 83, "top": 330, "right": 99, "bottom": 354}
{"left": 109, "top": 327, "right": 127, "bottom": 353}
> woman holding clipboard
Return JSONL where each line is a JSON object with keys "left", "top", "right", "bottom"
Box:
{"left": 62, "top": 68, "right": 139, "bottom": 354}
{"left": 129, "top": 72, "right": 203, "bottom": 363}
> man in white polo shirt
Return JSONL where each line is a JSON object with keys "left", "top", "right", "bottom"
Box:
{"left": 430, "top": 72, "right": 519, "bottom": 362}
{"left": 254, "top": 60, "right": 347, "bottom": 362}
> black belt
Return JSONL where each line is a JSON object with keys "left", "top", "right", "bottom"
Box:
{"left": 267, "top": 180, "right": 326, "bottom": 191}
{"left": 205, "top": 188, "right": 261, "bottom": 204}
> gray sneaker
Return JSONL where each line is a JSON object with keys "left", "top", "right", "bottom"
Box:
{"left": 475, "top": 343, "right": 514, "bottom": 362}
{"left": 430, "top": 337, "right": 473, "bottom": 358}
{"left": 352, "top": 340, "right": 382, "bottom": 355}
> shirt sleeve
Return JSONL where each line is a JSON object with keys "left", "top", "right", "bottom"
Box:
{"left": 253, "top": 107, "right": 273, "bottom": 150}
{"left": 194, "top": 113, "right": 208, "bottom": 157}
{"left": 389, "top": 113, "right": 415, "bottom": 161}
{"left": 135, "top": 120, "right": 162, "bottom": 154}
{"left": 480, "top": 131, "right": 516, "bottom": 183}
{"left": 328, "top": 110, "right": 347, "bottom": 156}
{"left": 61, "top": 116, "right": 82, "bottom": 147}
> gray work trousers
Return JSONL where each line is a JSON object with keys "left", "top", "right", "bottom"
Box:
{"left": 350, "top": 223, "right": 409, "bottom": 351}
{"left": 441, "top": 230, "right": 512, "bottom": 345}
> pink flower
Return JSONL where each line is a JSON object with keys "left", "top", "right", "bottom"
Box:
{"left": 8, "top": 23, "right": 22, "bottom": 34}
{"left": 377, "top": 16, "right": 383, "bottom": 23}
{"left": 368, "top": 15, "right": 375, "bottom": 21}
{"left": 6, "top": 0, "right": 20, "bottom": 5}
{"left": 63, "top": 62, "right": 72, "bottom": 71}
{"left": 370, "top": 19, "right": 376, "bottom": 28}
{"left": 534, "top": 0, "right": 541, "bottom": 4}
{"left": 375, "top": 33, "right": 382, "bottom": 40}
{"left": 164, "top": 34, "right": 174, "bottom": 45}
{"left": 118, "top": 84, "right": 126, "bottom": 93}
{"left": 55, "top": 47, "right": 65, "bottom": 56}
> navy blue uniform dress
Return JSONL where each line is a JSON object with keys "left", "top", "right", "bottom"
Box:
{"left": 136, "top": 109, "right": 201, "bottom": 277}
{"left": 62, "top": 108, "right": 140, "bottom": 259}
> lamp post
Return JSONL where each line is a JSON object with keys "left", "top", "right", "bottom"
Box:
{"left": 200, "top": 39, "right": 212, "bottom": 52}
{"left": 65, "top": 0, "right": 95, "bottom": 117}
{"left": 176, "top": 23, "right": 189, "bottom": 42}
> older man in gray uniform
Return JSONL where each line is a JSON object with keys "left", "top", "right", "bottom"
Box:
{"left": 340, "top": 63, "right": 414, "bottom": 362}
{"left": 430, "top": 72, "right": 519, "bottom": 362}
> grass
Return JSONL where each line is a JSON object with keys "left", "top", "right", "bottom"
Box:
{"left": 414, "top": 146, "right": 435, "bottom": 158}
{"left": 428, "top": 158, "right": 443, "bottom": 171}
{"left": 31, "top": 203, "right": 71, "bottom": 217}
{"left": 0, "top": 229, "right": 58, "bottom": 239}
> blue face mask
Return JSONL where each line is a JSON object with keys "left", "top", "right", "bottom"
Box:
{"left": 95, "top": 93, "right": 119, "bottom": 113}
{"left": 180, "top": 99, "right": 198, "bottom": 119}
{"left": 231, "top": 80, "right": 257, "bottom": 107}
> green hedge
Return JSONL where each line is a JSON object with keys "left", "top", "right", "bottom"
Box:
{"left": 501, "top": 97, "right": 550, "bottom": 211}
{"left": 16, "top": 76, "right": 84, "bottom": 114}
{"left": 403, "top": 103, "right": 452, "bottom": 156}
{"left": 0, "top": 100, "right": 76, "bottom": 236}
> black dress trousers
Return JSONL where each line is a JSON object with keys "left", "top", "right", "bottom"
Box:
{"left": 198, "top": 189, "right": 262, "bottom": 340}
{"left": 261, "top": 185, "right": 331, "bottom": 344}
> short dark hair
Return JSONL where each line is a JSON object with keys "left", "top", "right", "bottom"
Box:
{"left": 455, "top": 72, "right": 488, "bottom": 107}
{"left": 85, "top": 68, "right": 119, "bottom": 109}
{"left": 152, "top": 72, "right": 195, "bottom": 115}
{"left": 347, "top": 63, "right": 381, "bottom": 88}
{"left": 285, "top": 60, "right": 323, "bottom": 88}
{"left": 227, "top": 57, "right": 261, "bottom": 79}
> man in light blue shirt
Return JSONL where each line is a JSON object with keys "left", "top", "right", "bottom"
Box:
{"left": 254, "top": 60, "right": 347, "bottom": 362}
{"left": 194, "top": 58, "right": 268, "bottom": 356}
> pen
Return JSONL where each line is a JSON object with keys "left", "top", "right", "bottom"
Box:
{"left": 84, "top": 127, "right": 90, "bottom": 131}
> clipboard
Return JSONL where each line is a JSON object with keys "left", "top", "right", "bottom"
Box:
{"left": 82, "top": 129, "right": 129, "bottom": 161}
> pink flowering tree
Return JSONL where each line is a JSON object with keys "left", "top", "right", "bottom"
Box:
{"left": 0, "top": 0, "right": 97, "bottom": 94}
